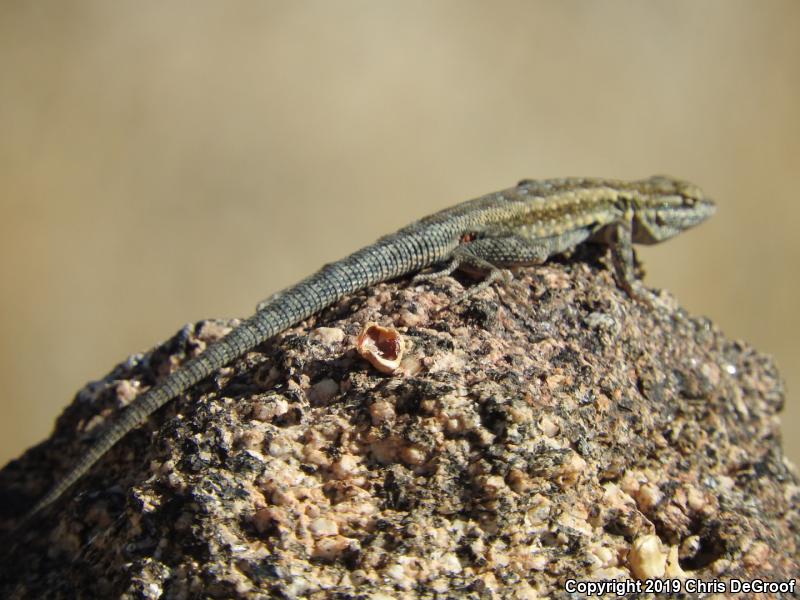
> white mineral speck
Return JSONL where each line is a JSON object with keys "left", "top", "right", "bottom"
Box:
{"left": 309, "top": 517, "right": 339, "bottom": 537}
{"left": 629, "top": 534, "right": 667, "bottom": 579}
{"left": 308, "top": 378, "right": 339, "bottom": 405}
{"left": 309, "top": 327, "right": 345, "bottom": 345}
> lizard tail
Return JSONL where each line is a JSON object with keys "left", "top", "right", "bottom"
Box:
{"left": 13, "top": 232, "right": 433, "bottom": 533}
{"left": 16, "top": 317, "right": 266, "bottom": 529}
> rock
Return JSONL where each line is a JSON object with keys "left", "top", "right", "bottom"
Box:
{"left": 1, "top": 249, "right": 798, "bottom": 598}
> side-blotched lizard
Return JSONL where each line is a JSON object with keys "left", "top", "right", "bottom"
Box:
{"left": 17, "top": 175, "right": 715, "bottom": 527}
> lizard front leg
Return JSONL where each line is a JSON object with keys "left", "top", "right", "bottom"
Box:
{"left": 597, "top": 220, "right": 653, "bottom": 305}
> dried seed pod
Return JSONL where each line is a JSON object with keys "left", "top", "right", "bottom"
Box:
{"left": 356, "top": 323, "right": 404, "bottom": 374}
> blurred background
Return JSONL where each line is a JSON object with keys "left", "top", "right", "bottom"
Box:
{"left": 1, "top": 2, "right": 798, "bottom": 467}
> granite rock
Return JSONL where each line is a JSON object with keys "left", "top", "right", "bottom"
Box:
{"left": 1, "top": 249, "right": 798, "bottom": 598}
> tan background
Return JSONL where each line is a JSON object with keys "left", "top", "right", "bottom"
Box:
{"left": 1, "top": 2, "right": 798, "bottom": 468}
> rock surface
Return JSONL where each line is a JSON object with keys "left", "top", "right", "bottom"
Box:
{"left": 1, "top": 249, "right": 798, "bottom": 598}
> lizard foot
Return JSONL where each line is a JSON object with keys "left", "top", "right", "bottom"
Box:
{"left": 451, "top": 268, "right": 511, "bottom": 305}
{"left": 412, "top": 257, "right": 462, "bottom": 284}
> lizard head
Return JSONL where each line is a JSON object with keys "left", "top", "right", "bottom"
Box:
{"left": 631, "top": 176, "right": 716, "bottom": 244}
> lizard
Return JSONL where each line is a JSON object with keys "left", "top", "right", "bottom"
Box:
{"left": 15, "top": 175, "right": 715, "bottom": 529}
